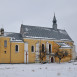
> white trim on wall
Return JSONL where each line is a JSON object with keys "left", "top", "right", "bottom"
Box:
{"left": 24, "top": 42, "right": 28, "bottom": 63}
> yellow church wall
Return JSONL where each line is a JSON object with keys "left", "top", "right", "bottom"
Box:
{"left": 11, "top": 42, "right": 24, "bottom": 63}
{"left": 0, "top": 37, "right": 10, "bottom": 63}
{"left": 24, "top": 38, "right": 57, "bottom": 63}
{"left": 53, "top": 41, "right": 60, "bottom": 53}
{"left": 0, "top": 36, "right": 73, "bottom": 63}
{"left": 23, "top": 38, "right": 73, "bottom": 63}
{"left": 24, "top": 39, "right": 39, "bottom": 63}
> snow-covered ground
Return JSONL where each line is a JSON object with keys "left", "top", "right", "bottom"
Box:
{"left": 0, "top": 62, "right": 77, "bottom": 77}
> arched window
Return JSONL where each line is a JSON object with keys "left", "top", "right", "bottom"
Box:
{"left": 49, "top": 44, "right": 51, "bottom": 53}
{"left": 42, "top": 44, "right": 45, "bottom": 52}
{"left": 31, "top": 46, "right": 34, "bottom": 52}
{"left": 15, "top": 45, "right": 19, "bottom": 52}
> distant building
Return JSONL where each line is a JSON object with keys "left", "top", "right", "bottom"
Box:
{"left": 0, "top": 15, "right": 76, "bottom": 63}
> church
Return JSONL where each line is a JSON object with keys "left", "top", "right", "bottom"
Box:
{"left": 0, "top": 15, "right": 76, "bottom": 63}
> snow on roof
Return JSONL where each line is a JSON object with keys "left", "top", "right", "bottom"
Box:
{"left": 25, "top": 36, "right": 56, "bottom": 39}
{"left": 57, "top": 42, "right": 71, "bottom": 48}
{"left": 60, "top": 39, "right": 69, "bottom": 41}
{"left": 4, "top": 32, "right": 14, "bottom": 36}
{"left": 59, "top": 29, "right": 68, "bottom": 35}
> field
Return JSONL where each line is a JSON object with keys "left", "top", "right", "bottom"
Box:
{"left": 0, "top": 62, "right": 77, "bottom": 77}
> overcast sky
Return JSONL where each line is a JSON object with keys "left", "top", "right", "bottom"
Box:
{"left": 0, "top": 0, "right": 77, "bottom": 51}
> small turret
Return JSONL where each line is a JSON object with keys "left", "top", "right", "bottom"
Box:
{"left": 52, "top": 13, "right": 57, "bottom": 31}
{"left": 0, "top": 28, "right": 4, "bottom": 36}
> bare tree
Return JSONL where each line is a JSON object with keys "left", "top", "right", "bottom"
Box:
{"left": 55, "top": 51, "right": 68, "bottom": 63}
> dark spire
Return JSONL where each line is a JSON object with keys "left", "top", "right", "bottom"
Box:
{"left": 52, "top": 13, "right": 57, "bottom": 30}
{"left": 53, "top": 13, "right": 57, "bottom": 24}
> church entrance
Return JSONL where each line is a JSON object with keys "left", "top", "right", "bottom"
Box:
{"left": 51, "top": 57, "right": 54, "bottom": 63}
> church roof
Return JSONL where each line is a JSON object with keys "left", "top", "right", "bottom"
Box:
{"left": 20, "top": 24, "right": 72, "bottom": 41}
{"left": 4, "top": 32, "right": 22, "bottom": 40}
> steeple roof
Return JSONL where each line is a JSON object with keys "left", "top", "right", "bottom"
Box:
{"left": 53, "top": 13, "right": 57, "bottom": 23}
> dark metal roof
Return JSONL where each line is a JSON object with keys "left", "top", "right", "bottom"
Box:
{"left": 20, "top": 24, "right": 72, "bottom": 41}
{"left": 4, "top": 32, "right": 22, "bottom": 40}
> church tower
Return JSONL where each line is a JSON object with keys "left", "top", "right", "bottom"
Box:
{"left": 52, "top": 14, "right": 57, "bottom": 30}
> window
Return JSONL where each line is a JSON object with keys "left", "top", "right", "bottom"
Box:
{"left": 15, "top": 45, "right": 19, "bottom": 52}
{"left": 4, "top": 40, "right": 7, "bottom": 47}
{"left": 42, "top": 44, "right": 45, "bottom": 52}
{"left": 31, "top": 46, "right": 34, "bottom": 52}
{"left": 49, "top": 44, "right": 52, "bottom": 53}
{"left": 49, "top": 44, "right": 51, "bottom": 53}
{"left": 4, "top": 51, "right": 6, "bottom": 54}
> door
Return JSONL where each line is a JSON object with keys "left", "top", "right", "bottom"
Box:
{"left": 51, "top": 57, "right": 54, "bottom": 63}
{"left": 24, "top": 43, "right": 28, "bottom": 64}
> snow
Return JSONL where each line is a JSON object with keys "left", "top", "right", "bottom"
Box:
{"left": 0, "top": 62, "right": 77, "bottom": 77}
{"left": 4, "top": 32, "right": 14, "bottom": 36}
{"left": 53, "top": 30, "right": 58, "bottom": 32}
{"left": 25, "top": 28, "right": 29, "bottom": 31}
{"left": 26, "top": 36, "right": 55, "bottom": 40}
{"left": 10, "top": 37, "right": 23, "bottom": 42}
{"left": 57, "top": 42, "right": 71, "bottom": 48}
{"left": 11, "top": 39, "right": 23, "bottom": 42}
{"left": 26, "top": 36, "right": 48, "bottom": 38}
{"left": 59, "top": 30, "right": 68, "bottom": 35}
{"left": 60, "top": 39, "right": 69, "bottom": 41}
{"left": 43, "top": 28, "right": 51, "bottom": 31}
{"left": 61, "top": 45, "right": 71, "bottom": 48}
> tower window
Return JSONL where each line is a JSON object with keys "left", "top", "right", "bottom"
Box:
{"left": 31, "top": 46, "right": 34, "bottom": 52}
{"left": 42, "top": 44, "right": 45, "bottom": 52}
{"left": 4, "top": 40, "right": 7, "bottom": 47}
{"left": 15, "top": 45, "right": 19, "bottom": 52}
